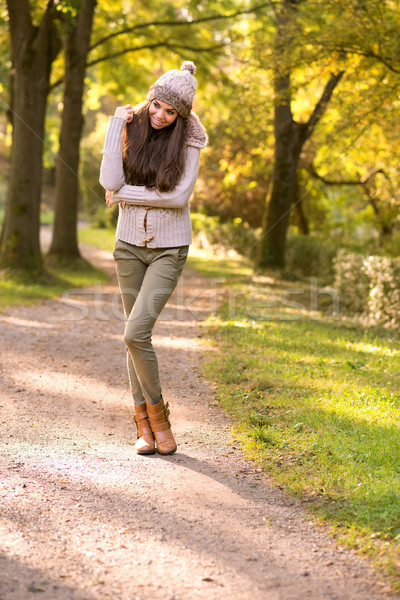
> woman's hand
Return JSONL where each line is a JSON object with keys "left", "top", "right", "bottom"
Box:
{"left": 105, "top": 190, "right": 114, "bottom": 207}
{"left": 114, "top": 104, "right": 133, "bottom": 123}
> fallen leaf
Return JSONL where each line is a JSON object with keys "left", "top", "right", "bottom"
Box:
{"left": 27, "top": 585, "right": 45, "bottom": 593}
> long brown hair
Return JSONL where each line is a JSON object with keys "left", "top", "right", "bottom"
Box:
{"left": 122, "top": 100, "right": 187, "bottom": 192}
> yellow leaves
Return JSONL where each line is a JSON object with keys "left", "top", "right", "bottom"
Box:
{"left": 219, "top": 159, "right": 230, "bottom": 171}
{"left": 223, "top": 171, "right": 237, "bottom": 186}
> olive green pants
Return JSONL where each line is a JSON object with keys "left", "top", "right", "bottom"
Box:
{"left": 113, "top": 239, "right": 189, "bottom": 406}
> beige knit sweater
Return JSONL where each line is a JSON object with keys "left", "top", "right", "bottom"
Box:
{"left": 99, "top": 111, "right": 207, "bottom": 248}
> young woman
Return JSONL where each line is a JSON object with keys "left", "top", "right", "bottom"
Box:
{"left": 99, "top": 61, "right": 207, "bottom": 456}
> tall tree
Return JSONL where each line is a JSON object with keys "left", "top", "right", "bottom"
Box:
{"left": 258, "top": 0, "right": 343, "bottom": 268}
{"left": 49, "top": 0, "right": 97, "bottom": 257}
{"left": 193, "top": 0, "right": 400, "bottom": 256}
{"left": 1, "top": 0, "right": 60, "bottom": 272}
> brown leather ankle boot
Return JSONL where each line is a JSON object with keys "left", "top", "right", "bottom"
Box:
{"left": 146, "top": 397, "right": 177, "bottom": 455}
{"left": 133, "top": 404, "right": 155, "bottom": 455}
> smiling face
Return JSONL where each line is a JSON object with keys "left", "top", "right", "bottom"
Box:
{"left": 149, "top": 99, "right": 178, "bottom": 129}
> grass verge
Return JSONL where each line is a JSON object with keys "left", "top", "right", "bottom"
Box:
{"left": 78, "top": 223, "right": 116, "bottom": 252}
{"left": 189, "top": 250, "right": 400, "bottom": 588}
{"left": 0, "top": 241, "right": 108, "bottom": 312}
{"left": 0, "top": 257, "right": 106, "bottom": 312}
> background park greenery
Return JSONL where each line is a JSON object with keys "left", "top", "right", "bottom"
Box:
{"left": 1, "top": 0, "right": 400, "bottom": 586}
{"left": 2, "top": 0, "right": 400, "bottom": 274}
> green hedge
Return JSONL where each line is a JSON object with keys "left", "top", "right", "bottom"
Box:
{"left": 333, "top": 249, "right": 370, "bottom": 314}
{"left": 334, "top": 249, "right": 400, "bottom": 327}
{"left": 364, "top": 255, "right": 400, "bottom": 327}
{"left": 285, "top": 232, "right": 337, "bottom": 282}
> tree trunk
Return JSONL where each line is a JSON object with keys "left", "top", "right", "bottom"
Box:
{"left": 49, "top": 0, "right": 97, "bottom": 257}
{"left": 258, "top": 0, "right": 298, "bottom": 269}
{"left": 293, "top": 176, "right": 309, "bottom": 235}
{"left": 0, "top": 0, "right": 60, "bottom": 272}
{"left": 258, "top": 70, "right": 297, "bottom": 269}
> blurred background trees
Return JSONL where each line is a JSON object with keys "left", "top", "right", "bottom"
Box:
{"left": 0, "top": 0, "right": 400, "bottom": 276}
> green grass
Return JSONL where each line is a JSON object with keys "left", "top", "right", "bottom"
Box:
{"left": 189, "top": 252, "right": 400, "bottom": 588}
{"left": 0, "top": 251, "right": 107, "bottom": 312}
{"left": 78, "top": 223, "right": 116, "bottom": 251}
{"left": 187, "top": 246, "right": 253, "bottom": 282}
{"left": 0, "top": 224, "right": 115, "bottom": 311}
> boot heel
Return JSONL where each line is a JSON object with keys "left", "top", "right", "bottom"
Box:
{"left": 146, "top": 397, "right": 177, "bottom": 455}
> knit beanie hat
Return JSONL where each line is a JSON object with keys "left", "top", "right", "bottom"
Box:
{"left": 147, "top": 61, "right": 197, "bottom": 119}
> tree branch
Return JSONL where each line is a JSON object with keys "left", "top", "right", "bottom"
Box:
{"left": 299, "top": 70, "right": 345, "bottom": 146}
{"left": 34, "top": 0, "right": 55, "bottom": 49}
{"left": 305, "top": 163, "right": 385, "bottom": 187}
{"left": 89, "top": 2, "right": 274, "bottom": 52}
{"left": 49, "top": 41, "right": 227, "bottom": 90}
{"left": 87, "top": 41, "right": 227, "bottom": 68}
{"left": 306, "top": 164, "right": 391, "bottom": 217}
{"left": 329, "top": 45, "right": 400, "bottom": 75}
{"left": 355, "top": 49, "right": 400, "bottom": 75}
{"left": 34, "top": 0, "right": 61, "bottom": 64}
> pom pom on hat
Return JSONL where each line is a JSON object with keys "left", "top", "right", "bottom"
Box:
{"left": 147, "top": 61, "right": 198, "bottom": 119}
{"left": 180, "top": 61, "right": 196, "bottom": 75}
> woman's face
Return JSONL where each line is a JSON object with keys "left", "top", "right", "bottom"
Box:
{"left": 149, "top": 99, "right": 178, "bottom": 129}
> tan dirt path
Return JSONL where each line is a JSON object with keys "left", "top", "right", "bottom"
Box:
{"left": 0, "top": 239, "right": 397, "bottom": 600}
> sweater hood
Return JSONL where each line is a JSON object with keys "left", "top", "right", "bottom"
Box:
{"left": 186, "top": 111, "right": 208, "bottom": 149}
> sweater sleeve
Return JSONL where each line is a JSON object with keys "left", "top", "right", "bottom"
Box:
{"left": 99, "top": 116, "right": 127, "bottom": 192}
{"left": 111, "top": 146, "right": 201, "bottom": 209}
